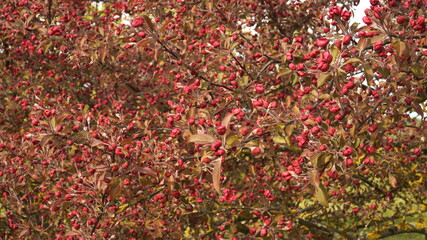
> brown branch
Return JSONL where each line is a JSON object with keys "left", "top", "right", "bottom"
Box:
{"left": 356, "top": 89, "right": 391, "bottom": 131}
{"left": 90, "top": 192, "right": 107, "bottom": 235}
{"left": 230, "top": 53, "right": 254, "bottom": 81}
{"left": 152, "top": 31, "right": 235, "bottom": 93}
{"left": 377, "top": 225, "right": 427, "bottom": 239}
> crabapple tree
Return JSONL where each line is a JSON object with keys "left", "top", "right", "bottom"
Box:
{"left": 0, "top": 0, "right": 426, "bottom": 239}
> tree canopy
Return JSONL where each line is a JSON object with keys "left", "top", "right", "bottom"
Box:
{"left": 0, "top": 0, "right": 426, "bottom": 239}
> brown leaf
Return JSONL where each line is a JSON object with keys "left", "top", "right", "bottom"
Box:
{"left": 133, "top": 167, "right": 157, "bottom": 178}
{"left": 358, "top": 38, "right": 367, "bottom": 55}
{"left": 212, "top": 158, "right": 222, "bottom": 194}
{"left": 90, "top": 139, "right": 107, "bottom": 147}
{"left": 188, "top": 134, "right": 216, "bottom": 144}
{"left": 221, "top": 113, "right": 234, "bottom": 132}
{"left": 94, "top": 170, "right": 107, "bottom": 192}
{"left": 64, "top": 231, "right": 80, "bottom": 237}
{"left": 109, "top": 178, "right": 123, "bottom": 201}
{"left": 142, "top": 15, "right": 154, "bottom": 31}
{"left": 389, "top": 174, "right": 397, "bottom": 188}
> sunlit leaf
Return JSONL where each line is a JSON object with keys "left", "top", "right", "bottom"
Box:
{"left": 314, "top": 184, "right": 329, "bottom": 207}
{"left": 388, "top": 174, "right": 397, "bottom": 188}
{"left": 213, "top": 158, "right": 221, "bottom": 194}
{"left": 273, "top": 135, "right": 287, "bottom": 144}
{"left": 133, "top": 167, "right": 157, "bottom": 178}
{"left": 317, "top": 72, "right": 331, "bottom": 87}
{"left": 221, "top": 113, "right": 234, "bottom": 131}
{"left": 188, "top": 134, "right": 216, "bottom": 144}
{"left": 363, "top": 63, "right": 374, "bottom": 82}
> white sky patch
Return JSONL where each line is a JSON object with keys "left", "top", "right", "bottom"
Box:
{"left": 350, "top": 0, "right": 424, "bottom": 119}
{"left": 350, "top": 0, "right": 370, "bottom": 25}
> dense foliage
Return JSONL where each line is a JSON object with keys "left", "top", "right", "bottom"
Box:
{"left": 0, "top": 0, "right": 426, "bottom": 239}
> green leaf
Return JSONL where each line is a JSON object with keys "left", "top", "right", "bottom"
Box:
{"left": 411, "top": 65, "right": 423, "bottom": 78}
{"left": 317, "top": 72, "right": 331, "bottom": 87}
{"left": 330, "top": 46, "right": 339, "bottom": 62}
{"left": 343, "top": 58, "right": 362, "bottom": 66}
{"left": 226, "top": 135, "right": 240, "bottom": 148}
{"left": 116, "top": 204, "right": 128, "bottom": 214}
{"left": 217, "top": 72, "right": 224, "bottom": 81}
{"left": 318, "top": 94, "right": 331, "bottom": 100}
{"left": 285, "top": 124, "right": 295, "bottom": 136}
{"left": 310, "top": 153, "right": 323, "bottom": 167}
{"left": 273, "top": 135, "right": 287, "bottom": 144}
{"left": 277, "top": 68, "right": 292, "bottom": 78}
{"left": 363, "top": 63, "right": 374, "bottom": 82}
{"left": 314, "top": 184, "right": 329, "bottom": 207}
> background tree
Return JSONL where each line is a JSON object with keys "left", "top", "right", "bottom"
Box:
{"left": 0, "top": 0, "right": 426, "bottom": 239}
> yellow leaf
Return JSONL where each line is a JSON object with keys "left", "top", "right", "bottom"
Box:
{"left": 366, "top": 231, "right": 381, "bottom": 240}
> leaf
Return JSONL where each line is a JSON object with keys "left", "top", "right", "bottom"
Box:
{"left": 94, "top": 170, "right": 107, "bottom": 191}
{"left": 117, "top": 204, "right": 129, "bottom": 214}
{"left": 412, "top": 102, "right": 424, "bottom": 118}
{"left": 142, "top": 15, "right": 154, "bottom": 31}
{"left": 212, "top": 158, "right": 221, "bottom": 194}
{"left": 273, "top": 135, "right": 287, "bottom": 144}
{"left": 188, "top": 134, "right": 216, "bottom": 144}
{"left": 90, "top": 139, "right": 107, "bottom": 147}
{"left": 39, "top": 134, "right": 53, "bottom": 150}
{"left": 80, "top": 35, "right": 88, "bottom": 47}
{"left": 314, "top": 184, "right": 329, "bottom": 207}
{"left": 276, "top": 68, "right": 292, "bottom": 78}
{"left": 98, "top": 26, "right": 104, "bottom": 37}
{"left": 388, "top": 174, "right": 397, "bottom": 188}
{"left": 133, "top": 167, "right": 157, "bottom": 177}
{"left": 363, "top": 63, "right": 374, "bottom": 82}
{"left": 410, "top": 65, "right": 423, "bottom": 78}
{"left": 358, "top": 38, "right": 367, "bottom": 54}
{"left": 187, "top": 107, "right": 196, "bottom": 119}
{"left": 221, "top": 113, "right": 234, "bottom": 132}
{"left": 343, "top": 58, "right": 362, "bottom": 66}
{"left": 349, "top": 124, "right": 356, "bottom": 138}
{"left": 217, "top": 72, "right": 224, "bottom": 81}
{"left": 310, "top": 153, "right": 323, "bottom": 168}
{"left": 226, "top": 135, "right": 240, "bottom": 148}
{"left": 366, "top": 231, "right": 382, "bottom": 240}
{"left": 393, "top": 40, "right": 407, "bottom": 58}
{"left": 137, "top": 39, "right": 152, "bottom": 49}
{"left": 330, "top": 46, "right": 339, "bottom": 62}
{"left": 285, "top": 124, "right": 295, "bottom": 136}
{"left": 318, "top": 94, "right": 331, "bottom": 100}
{"left": 64, "top": 232, "right": 80, "bottom": 237}
{"left": 205, "top": 0, "right": 213, "bottom": 10}
{"left": 317, "top": 72, "right": 331, "bottom": 87}
{"left": 292, "top": 106, "right": 300, "bottom": 115}
{"left": 108, "top": 178, "right": 123, "bottom": 201}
